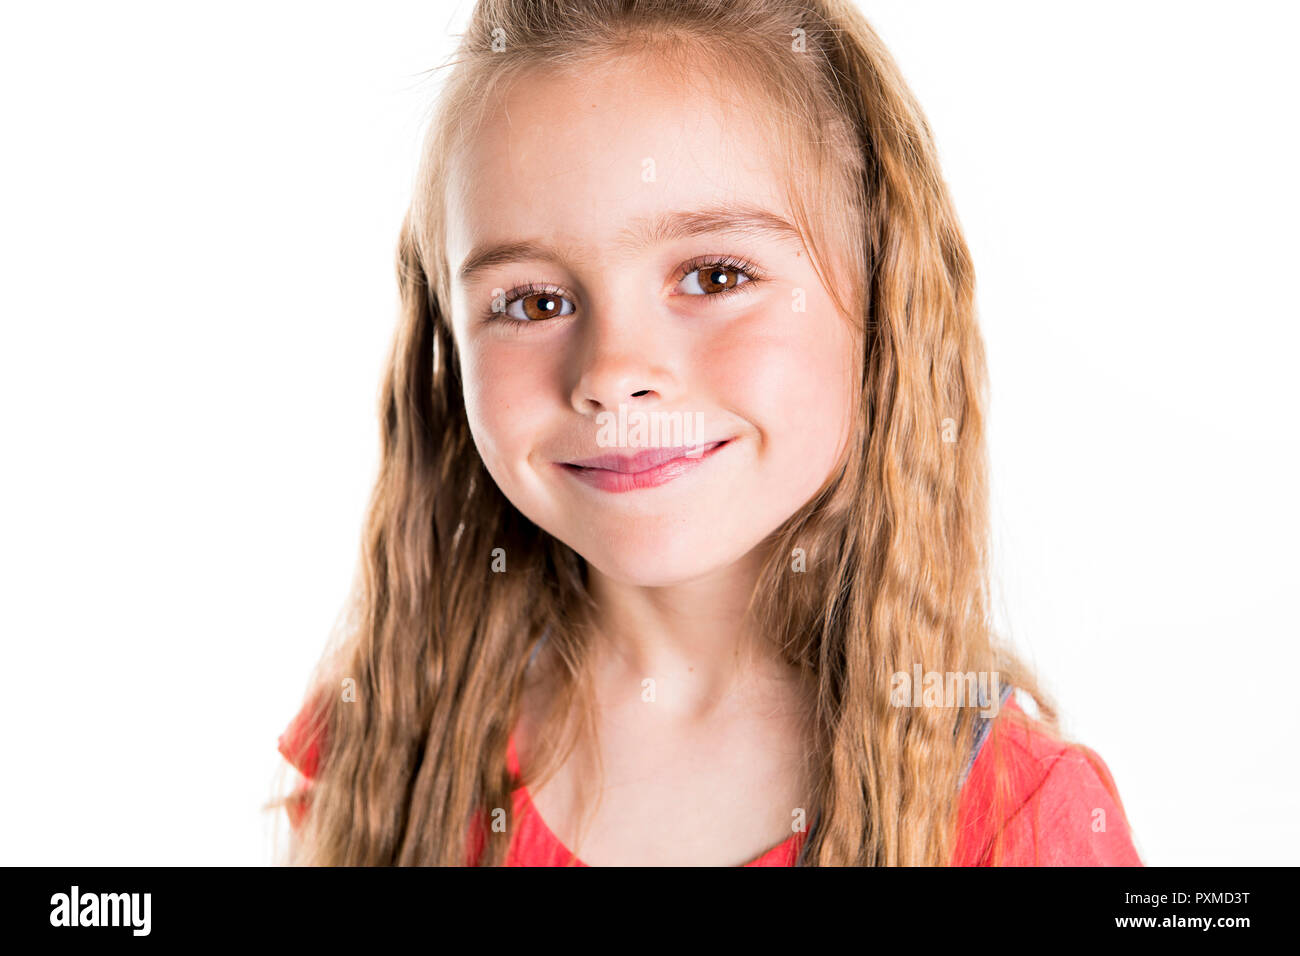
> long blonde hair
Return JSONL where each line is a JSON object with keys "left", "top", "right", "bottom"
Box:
{"left": 271, "top": 0, "right": 1095, "bottom": 866}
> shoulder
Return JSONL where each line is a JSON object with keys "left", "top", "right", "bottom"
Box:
{"left": 953, "top": 693, "right": 1142, "bottom": 866}
{"left": 277, "top": 696, "right": 328, "bottom": 779}
{"left": 277, "top": 696, "right": 330, "bottom": 833}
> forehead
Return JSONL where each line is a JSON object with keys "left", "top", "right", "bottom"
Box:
{"left": 444, "top": 53, "right": 797, "bottom": 274}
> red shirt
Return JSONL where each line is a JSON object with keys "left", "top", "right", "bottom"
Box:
{"left": 278, "top": 695, "right": 1142, "bottom": 866}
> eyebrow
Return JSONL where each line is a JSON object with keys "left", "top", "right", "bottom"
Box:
{"left": 455, "top": 202, "right": 804, "bottom": 285}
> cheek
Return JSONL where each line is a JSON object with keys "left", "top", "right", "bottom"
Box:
{"left": 459, "top": 345, "right": 551, "bottom": 486}
{"left": 706, "top": 299, "right": 857, "bottom": 490}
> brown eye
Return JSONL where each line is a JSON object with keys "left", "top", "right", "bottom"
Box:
{"left": 501, "top": 289, "right": 575, "bottom": 322}
{"left": 705, "top": 267, "right": 740, "bottom": 292}
{"left": 521, "top": 293, "right": 561, "bottom": 320}
{"left": 677, "top": 261, "right": 755, "bottom": 296}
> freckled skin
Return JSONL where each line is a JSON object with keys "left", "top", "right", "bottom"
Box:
{"left": 444, "top": 55, "right": 858, "bottom": 588}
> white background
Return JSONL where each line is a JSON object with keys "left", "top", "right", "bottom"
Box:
{"left": 1, "top": 1, "right": 1295, "bottom": 865}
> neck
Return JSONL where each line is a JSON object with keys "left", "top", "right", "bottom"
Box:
{"left": 585, "top": 546, "right": 797, "bottom": 722}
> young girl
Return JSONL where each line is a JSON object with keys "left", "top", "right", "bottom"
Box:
{"left": 271, "top": 0, "right": 1142, "bottom": 866}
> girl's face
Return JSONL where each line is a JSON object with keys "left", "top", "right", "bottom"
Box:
{"left": 444, "top": 55, "right": 858, "bottom": 587}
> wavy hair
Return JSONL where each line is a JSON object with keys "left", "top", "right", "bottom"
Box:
{"left": 269, "top": 0, "right": 1112, "bottom": 866}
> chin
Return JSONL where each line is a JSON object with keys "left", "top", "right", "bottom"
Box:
{"left": 573, "top": 528, "right": 744, "bottom": 589}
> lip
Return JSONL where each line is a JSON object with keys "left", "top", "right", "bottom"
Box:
{"left": 557, "top": 439, "right": 734, "bottom": 493}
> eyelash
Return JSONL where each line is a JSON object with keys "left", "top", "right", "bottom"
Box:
{"left": 482, "top": 254, "right": 766, "bottom": 324}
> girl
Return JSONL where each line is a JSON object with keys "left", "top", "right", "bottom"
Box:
{"left": 271, "top": 0, "right": 1142, "bottom": 866}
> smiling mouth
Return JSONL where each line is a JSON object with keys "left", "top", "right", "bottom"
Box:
{"left": 557, "top": 439, "right": 734, "bottom": 492}
{"left": 563, "top": 440, "right": 730, "bottom": 473}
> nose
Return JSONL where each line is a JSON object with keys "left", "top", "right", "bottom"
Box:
{"left": 568, "top": 302, "right": 682, "bottom": 415}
